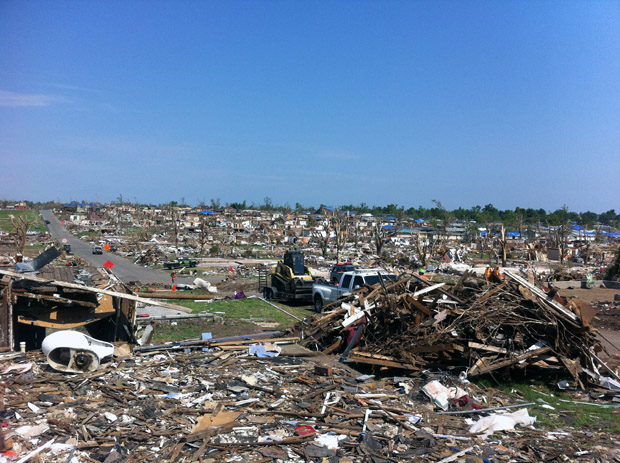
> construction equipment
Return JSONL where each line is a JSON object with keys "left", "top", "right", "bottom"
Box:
{"left": 259, "top": 250, "right": 314, "bottom": 302}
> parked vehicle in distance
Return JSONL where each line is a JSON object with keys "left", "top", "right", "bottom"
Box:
{"left": 329, "top": 262, "right": 360, "bottom": 283}
{"left": 92, "top": 245, "right": 103, "bottom": 255}
{"left": 312, "top": 268, "right": 397, "bottom": 312}
{"left": 163, "top": 257, "right": 199, "bottom": 270}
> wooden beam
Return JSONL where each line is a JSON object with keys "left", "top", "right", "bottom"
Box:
{"left": 136, "top": 292, "right": 216, "bottom": 300}
{"left": 469, "top": 346, "right": 551, "bottom": 376}
{"left": 406, "top": 295, "right": 432, "bottom": 316}
{"left": 346, "top": 353, "right": 420, "bottom": 371}
{"left": 412, "top": 274, "right": 465, "bottom": 304}
{"left": 12, "top": 291, "right": 98, "bottom": 308}
{"left": 408, "top": 343, "right": 463, "bottom": 354}
{"left": 210, "top": 337, "right": 299, "bottom": 347}
{"left": 468, "top": 342, "right": 508, "bottom": 354}
{"left": 504, "top": 271, "right": 580, "bottom": 323}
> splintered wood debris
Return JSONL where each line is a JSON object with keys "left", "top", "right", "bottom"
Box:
{"left": 299, "top": 270, "right": 616, "bottom": 387}
{"left": 0, "top": 340, "right": 618, "bottom": 462}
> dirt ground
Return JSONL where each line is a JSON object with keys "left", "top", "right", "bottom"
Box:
{"left": 561, "top": 286, "right": 620, "bottom": 369}
{"left": 215, "top": 276, "right": 262, "bottom": 296}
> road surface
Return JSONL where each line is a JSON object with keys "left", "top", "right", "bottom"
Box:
{"left": 40, "top": 210, "right": 193, "bottom": 286}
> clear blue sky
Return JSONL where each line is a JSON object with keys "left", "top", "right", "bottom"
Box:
{"left": 1, "top": 1, "right": 618, "bottom": 213}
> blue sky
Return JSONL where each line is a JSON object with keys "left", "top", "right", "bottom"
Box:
{"left": 1, "top": 1, "right": 619, "bottom": 213}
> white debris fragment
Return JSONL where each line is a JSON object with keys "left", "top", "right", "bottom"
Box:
{"left": 27, "top": 402, "right": 40, "bottom": 413}
{"left": 468, "top": 408, "right": 536, "bottom": 439}
{"left": 314, "top": 433, "right": 347, "bottom": 449}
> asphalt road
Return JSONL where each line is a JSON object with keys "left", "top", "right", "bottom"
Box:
{"left": 40, "top": 210, "right": 179, "bottom": 286}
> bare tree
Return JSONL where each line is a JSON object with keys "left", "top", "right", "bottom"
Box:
{"left": 372, "top": 221, "right": 395, "bottom": 256}
{"left": 513, "top": 212, "right": 525, "bottom": 239}
{"left": 167, "top": 204, "right": 179, "bottom": 252}
{"left": 549, "top": 206, "right": 571, "bottom": 264}
{"left": 478, "top": 214, "right": 493, "bottom": 261}
{"left": 493, "top": 224, "right": 508, "bottom": 266}
{"left": 412, "top": 232, "right": 440, "bottom": 267}
{"left": 333, "top": 210, "right": 351, "bottom": 263}
{"left": 199, "top": 213, "right": 209, "bottom": 255}
{"left": 10, "top": 215, "right": 29, "bottom": 256}
{"left": 552, "top": 224, "right": 571, "bottom": 264}
{"left": 312, "top": 221, "right": 331, "bottom": 258}
{"left": 432, "top": 199, "right": 453, "bottom": 240}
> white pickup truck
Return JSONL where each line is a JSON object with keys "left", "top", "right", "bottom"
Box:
{"left": 312, "top": 268, "right": 397, "bottom": 312}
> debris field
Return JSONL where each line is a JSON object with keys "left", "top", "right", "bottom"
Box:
{"left": 1, "top": 337, "right": 618, "bottom": 463}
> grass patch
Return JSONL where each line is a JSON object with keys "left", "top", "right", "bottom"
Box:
{"left": 149, "top": 319, "right": 258, "bottom": 343}
{"left": 479, "top": 379, "right": 620, "bottom": 433}
{"left": 164, "top": 297, "right": 313, "bottom": 328}
{"left": 25, "top": 244, "right": 47, "bottom": 249}
{"left": 0, "top": 210, "right": 46, "bottom": 233}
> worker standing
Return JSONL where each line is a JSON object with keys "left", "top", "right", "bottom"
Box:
{"left": 171, "top": 271, "right": 177, "bottom": 292}
{"left": 484, "top": 266, "right": 493, "bottom": 282}
{"left": 491, "top": 265, "right": 503, "bottom": 283}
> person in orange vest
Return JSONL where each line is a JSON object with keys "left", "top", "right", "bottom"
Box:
{"left": 171, "top": 271, "right": 177, "bottom": 292}
{"left": 484, "top": 266, "right": 493, "bottom": 281}
{"left": 419, "top": 269, "right": 429, "bottom": 281}
{"left": 491, "top": 265, "right": 503, "bottom": 283}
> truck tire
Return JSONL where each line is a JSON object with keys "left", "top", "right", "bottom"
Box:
{"left": 314, "top": 295, "right": 324, "bottom": 313}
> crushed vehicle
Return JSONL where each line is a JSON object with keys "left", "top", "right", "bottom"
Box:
{"left": 312, "top": 268, "right": 397, "bottom": 312}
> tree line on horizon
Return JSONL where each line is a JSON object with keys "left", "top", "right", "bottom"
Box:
{"left": 2, "top": 198, "right": 618, "bottom": 229}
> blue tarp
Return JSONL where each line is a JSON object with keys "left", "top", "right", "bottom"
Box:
{"left": 201, "top": 210, "right": 214, "bottom": 214}
{"left": 63, "top": 202, "right": 93, "bottom": 207}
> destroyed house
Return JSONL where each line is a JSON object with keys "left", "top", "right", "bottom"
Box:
{"left": 0, "top": 267, "right": 138, "bottom": 352}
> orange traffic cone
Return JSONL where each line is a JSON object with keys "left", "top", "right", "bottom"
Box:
{"left": 172, "top": 283, "right": 176, "bottom": 292}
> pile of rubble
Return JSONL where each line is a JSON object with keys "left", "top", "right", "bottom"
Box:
{"left": 300, "top": 271, "right": 616, "bottom": 388}
{"left": 1, "top": 337, "right": 618, "bottom": 462}
{"left": 132, "top": 247, "right": 168, "bottom": 267}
